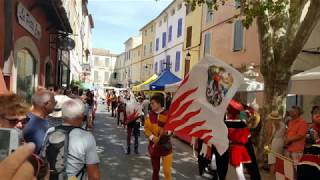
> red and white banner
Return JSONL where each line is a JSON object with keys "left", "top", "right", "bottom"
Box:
{"left": 125, "top": 92, "right": 142, "bottom": 123}
{"left": 275, "top": 157, "right": 295, "bottom": 180}
{"left": 164, "top": 56, "right": 243, "bottom": 155}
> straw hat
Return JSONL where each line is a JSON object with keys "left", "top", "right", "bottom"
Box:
{"left": 268, "top": 111, "right": 282, "bottom": 120}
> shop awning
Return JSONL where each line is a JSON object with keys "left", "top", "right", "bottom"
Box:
{"left": 80, "top": 83, "right": 94, "bottom": 90}
{"left": 165, "top": 81, "right": 181, "bottom": 92}
{"left": 132, "top": 74, "right": 158, "bottom": 91}
{"left": 238, "top": 78, "right": 264, "bottom": 92}
{"left": 147, "top": 70, "right": 181, "bottom": 91}
{"left": 289, "top": 66, "right": 320, "bottom": 95}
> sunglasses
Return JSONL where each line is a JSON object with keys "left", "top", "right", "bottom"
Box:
{"left": 5, "top": 117, "right": 29, "bottom": 125}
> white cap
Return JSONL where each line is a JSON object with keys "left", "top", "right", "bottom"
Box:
{"left": 49, "top": 95, "right": 72, "bottom": 118}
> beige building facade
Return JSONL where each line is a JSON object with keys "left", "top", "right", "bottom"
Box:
{"left": 140, "top": 21, "right": 156, "bottom": 81}
{"left": 91, "top": 48, "right": 117, "bottom": 88}
{"left": 183, "top": 4, "right": 203, "bottom": 77}
{"left": 200, "top": 1, "right": 263, "bottom": 105}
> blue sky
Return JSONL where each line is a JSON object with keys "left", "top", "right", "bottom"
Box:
{"left": 88, "top": 0, "right": 173, "bottom": 54}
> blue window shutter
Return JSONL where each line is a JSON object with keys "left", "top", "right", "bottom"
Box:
{"left": 177, "top": 18, "right": 182, "bottom": 37}
{"left": 162, "top": 32, "right": 166, "bottom": 48}
{"left": 204, "top": 33, "right": 211, "bottom": 56}
{"left": 156, "top": 38, "right": 159, "bottom": 51}
{"left": 233, "top": 20, "right": 243, "bottom": 51}
{"left": 155, "top": 62, "right": 158, "bottom": 73}
{"left": 166, "top": 55, "right": 171, "bottom": 70}
{"left": 175, "top": 51, "right": 181, "bottom": 72}
{"left": 168, "top": 26, "right": 172, "bottom": 42}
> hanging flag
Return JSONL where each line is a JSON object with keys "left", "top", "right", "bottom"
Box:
{"left": 125, "top": 91, "right": 142, "bottom": 123}
{"left": 164, "top": 56, "right": 243, "bottom": 155}
{"left": 275, "top": 156, "right": 295, "bottom": 180}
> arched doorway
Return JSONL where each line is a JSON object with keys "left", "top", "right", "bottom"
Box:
{"left": 45, "top": 62, "right": 52, "bottom": 87}
{"left": 16, "top": 49, "right": 36, "bottom": 102}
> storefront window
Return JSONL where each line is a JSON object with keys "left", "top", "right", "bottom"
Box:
{"left": 16, "top": 49, "right": 36, "bottom": 102}
{"left": 61, "top": 64, "right": 69, "bottom": 87}
{"left": 45, "top": 62, "right": 52, "bottom": 87}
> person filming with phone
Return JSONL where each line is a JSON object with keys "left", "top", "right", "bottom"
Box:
{"left": 0, "top": 93, "right": 49, "bottom": 180}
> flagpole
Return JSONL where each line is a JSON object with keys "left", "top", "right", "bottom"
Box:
{"left": 264, "top": 146, "right": 298, "bottom": 165}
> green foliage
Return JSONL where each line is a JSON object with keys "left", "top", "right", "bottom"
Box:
{"left": 71, "top": 80, "right": 82, "bottom": 88}
{"left": 184, "top": 0, "right": 289, "bottom": 28}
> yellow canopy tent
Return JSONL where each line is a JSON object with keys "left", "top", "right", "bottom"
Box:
{"left": 132, "top": 74, "right": 158, "bottom": 92}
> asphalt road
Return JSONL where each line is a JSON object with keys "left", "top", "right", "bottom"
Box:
{"left": 92, "top": 104, "right": 208, "bottom": 180}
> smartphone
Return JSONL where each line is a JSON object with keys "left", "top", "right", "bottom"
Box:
{"left": 0, "top": 128, "right": 21, "bottom": 161}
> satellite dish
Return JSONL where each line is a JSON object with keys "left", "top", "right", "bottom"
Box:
{"left": 57, "top": 36, "right": 75, "bottom": 51}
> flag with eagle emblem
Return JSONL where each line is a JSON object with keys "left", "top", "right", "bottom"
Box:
{"left": 164, "top": 56, "right": 244, "bottom": 155}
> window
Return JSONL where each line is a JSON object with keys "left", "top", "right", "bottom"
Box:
{"left": 177, "top": 18, "right": 183, "bottom": 37}
{"left": 162, "top": 32, "right": 166, "bottom": 48}
{"left": 164, "top": 16, "right": 167, "bottom": 23}
{"left": 159, "top": 20, "right": 162, "bottom": 27}
{"left": 149, "top": 42, "right": 153, "bottom": 54}
{"left": 138, "top": 50, "right": 140, "bottom": 56}
{"left": 178, "top": 3, "right": 182, "bottom": 10}
{"left": 204, "top": 32, "right": 212, "bottom": 56}
{"left": 160, "top": 59, "right": 165, "bottom": 72}
{"left": 156, "top": 38, "right": 159, "bottom": 51}
{"left": 168, "top": 26, "right": 173, "bottom": 42}
{"left": 150, "top": 25, "right": 154, "bottom": 32}
{"left": 171, "top": 9, "right": 175, "bottom": 16}
{"left": 45, "top": 62, "right": 52, "bottom": 87}
{"left": 175, "top": 51, "right": 181, "bottom": 72}
{"left": 94, "top": 57, "right": 99, "bottom": 66}
{"left": 155, "top": 62, "right": 158, "bottom": 73}
{"left": 186, "top": 26, "right": 192, "bottom": 48}
{"left": 233, "top": 20, "right": 244, "bottom": 51}
{"left": 118, "top": 73, "right": 122, "bottom": 81}
{"left": 166, "top": 55, "right": 171, "bottom": 70}
{"left": 16, "top": 49, "right": 36, "bottom": 102}
{"left": 144, "top": 30, "right": 147, "bottom": 36}
{"left": 94, "top": 70, "right": 99, "bottom": 82}
{"left": 144, "top": 45, "right": 147, "bottom": 56}
{"left": 105, "top": 58, "right": 110, "bottom": 67}
{"left": 206, "top": 10, "right": 213, "bottom": 24}
{"left": 235, "top": 0, "right": 241, "bottom": 8}
{"left": 104, "top": 71, "right": 110, "bottom": 82}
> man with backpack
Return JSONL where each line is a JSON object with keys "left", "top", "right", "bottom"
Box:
{"left": 41, "top": 99, "right": 100, "bottom": 180}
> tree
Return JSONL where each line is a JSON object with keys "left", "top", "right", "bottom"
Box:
{"left": 185, "top": 0, "right": 320, "bottom": 159}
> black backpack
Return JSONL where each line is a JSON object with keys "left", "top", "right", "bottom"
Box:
{"left": 41, "top": 126, "right": 86, "bottom": 180}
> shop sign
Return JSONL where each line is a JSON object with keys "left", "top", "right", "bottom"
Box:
{"left": 17, "top": 3, "right": 42, "bottom": 40}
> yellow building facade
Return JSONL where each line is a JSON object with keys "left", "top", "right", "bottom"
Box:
{"left": 140, "top": 21, "right": 156, "bottom": 81}
{"left": 182, "top": 5, "right": 203, "bottom": 77}
{"left": 131, "top": 44, "right": 143, "bottom": 84}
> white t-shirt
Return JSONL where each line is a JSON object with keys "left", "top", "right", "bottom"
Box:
{"left": 46, "top": 126, "right": 100, "bottom": 179}
{"left": 66, "top": 128, "right": 100, "bottom": 179}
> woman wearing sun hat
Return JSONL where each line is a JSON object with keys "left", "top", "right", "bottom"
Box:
{"left": 266, "top": 111, "right": 286, "bottom": 177}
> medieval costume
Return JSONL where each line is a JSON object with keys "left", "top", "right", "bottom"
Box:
{"left": 297, "top": 114, "right": 320, "bottom": 179}
{"left": 226, "top": 100, "right": 251, "bottom": 180}
{"left": 144, "top": 110, "right": 173, "bottom": 180}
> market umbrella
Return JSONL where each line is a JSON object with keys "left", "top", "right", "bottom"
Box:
{"left": 80, "top": 83, "right": 94, "bottom": 90}
{"left": 289, "top": 66, "right": 320, "bottom": 95}
{"left": 147, "top": 70, "right": 181, "bottom": 91}
{"left": 132, "top": 74, "right": 158, "bottom": 91}
{"left": 238, "top": 78, "right": 264, "bottom": 92}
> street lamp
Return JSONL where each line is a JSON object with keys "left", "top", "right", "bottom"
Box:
{"left": 184, "top": 51, "right": 191, "bottom": 77}
{"left": 186, "top": 51, "right": 191, "bottom": 61}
